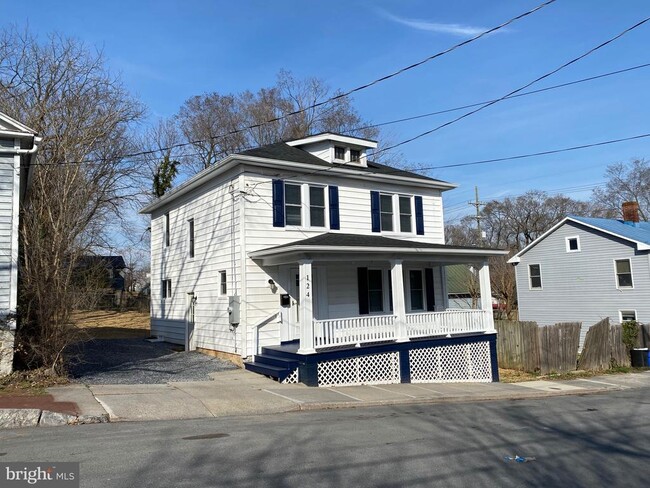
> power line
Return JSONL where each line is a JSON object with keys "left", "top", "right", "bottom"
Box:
{"left": 347, "top": 62, "right": 650, "bottom": 133}
{"left": 6, "top": 58, "right": 649, "bottom": 169}
{"left": 371, "top": 16, "right": 650, "bottom": 157}
{"left": 24, "top": 0, "right": 554, "bottom": 167}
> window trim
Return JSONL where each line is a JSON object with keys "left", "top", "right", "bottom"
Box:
{"left": 307, "top": 184, "right": 328, "bottom": 228}
{"left": 219, "top": 270, "right": 227, "bottom": 296}
{"left": 528, "top": 264, "right": 543, "bottom": 290}
{"left": 284, "top": 182, "right": 303, "bottom": 227}
{"left": 161, "top": 279, "right": 172, "bottom": 300}
{"left": 565, "top": 236, "right": 580, "bottom": 253}
{"left": 188, "top": 218, "right": 195, "bottom": 258}
{"left": 614, "top": 258, "right": 634, "bottom": 289}
{"left": 398, "top": 195, "right": 413, "bottom": 233}
{"left": 379, "top": 193, "right": 395, "bottom": 232}
{"left": 619, "top": 309, "right": 637, "bottom": 323}
{"left": 164, "top": 213, "right": 170, "bottom": 247}
{"left": 406, "top": 268, "right": 425, "bottom": 312}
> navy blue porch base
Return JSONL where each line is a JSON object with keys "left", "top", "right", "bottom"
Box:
{"left": 245, "top": 333, "right": 498, "bottom": 386}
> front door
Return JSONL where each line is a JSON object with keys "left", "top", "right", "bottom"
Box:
{"left": 289, "top": 268, "right": 300, "bottom": 341}
{"left": 185, "top": 292, "right": 196, "bottom": 351}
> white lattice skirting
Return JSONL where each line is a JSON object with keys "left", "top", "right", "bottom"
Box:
{"left": 409, "top": 341, "right": 492, "bottom": 383}
{"left": 281, "top": 368, "right": 299, "bottom": 384}
{"left": 317, "top": 352, "right": 401, "bottom": 387}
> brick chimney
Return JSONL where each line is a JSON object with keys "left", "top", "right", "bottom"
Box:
{"left": 622, "top": 201, "right": 640, "bottom": 225}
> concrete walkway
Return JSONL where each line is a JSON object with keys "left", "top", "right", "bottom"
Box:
{"left": 40, "top": 369, "right": 650, "bottom": 423}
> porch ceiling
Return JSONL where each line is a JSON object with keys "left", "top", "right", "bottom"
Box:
{"left": 249, "top": 233, "right": 508, "bottom": 265}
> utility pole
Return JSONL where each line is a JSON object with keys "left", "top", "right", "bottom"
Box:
{"left": 468, "top": 186, "right": 486, "bottom": 244}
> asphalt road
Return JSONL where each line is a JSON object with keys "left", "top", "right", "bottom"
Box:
{"left": 1, "top": 389, "right": 650, "bottom": 487}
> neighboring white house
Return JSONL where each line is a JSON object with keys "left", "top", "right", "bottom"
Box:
{"left": 141, "top": 133, "right": 506, "bottom": 386}
{"left": 509, "top": 202, "right": 650, "bottom": 347}
{"left": 0, "top": 112, "right": 41, "bottom": 376}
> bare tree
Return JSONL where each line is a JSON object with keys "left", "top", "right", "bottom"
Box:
{"left": 176, "top": 70, "right": 381, "bottom": 175}
{"left": 591, "top": 158, "right": 650, "bottom": 221}
{"left": 0, "top": 27, "right": 145, "bottom": 373}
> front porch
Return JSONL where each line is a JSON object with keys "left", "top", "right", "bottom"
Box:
{"left": 247, "top": 233, "right": 507, "bottom": 386}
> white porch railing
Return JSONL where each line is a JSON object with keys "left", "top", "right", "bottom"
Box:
{"left": 314, "top": 315, "right": 396, "bottom": 348}
{"left": 406, "top": 309, "right": 492, "bottom": 338}
{"left": 311, "top": 310, "right": 492, "bottom": 349}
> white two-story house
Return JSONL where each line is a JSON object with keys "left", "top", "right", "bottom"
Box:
{"left": 141, "top": 133, "right": 506, "bottom": 387}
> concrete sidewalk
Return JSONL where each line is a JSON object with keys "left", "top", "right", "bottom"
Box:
{"left": 41, "top": 369, "right": 650, "bottom": 423}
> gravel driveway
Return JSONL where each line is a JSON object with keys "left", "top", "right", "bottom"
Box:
{"left": 69, "top": 339, "right": 238, "bottom": 384}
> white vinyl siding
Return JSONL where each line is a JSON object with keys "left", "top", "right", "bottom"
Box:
{"left": 0, "top": 151, "right": 16, "bottom": 314}
{"left": 515, "top": 220, "right": 650, "bottom": 347}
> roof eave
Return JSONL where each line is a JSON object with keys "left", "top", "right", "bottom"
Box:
{"left": 250, "top": 245, "right": 507, "bottom": 259}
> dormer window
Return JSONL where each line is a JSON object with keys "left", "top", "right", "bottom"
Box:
{"left": 334, "top": 146, "right": 345, "bottom": 160}
{"left": 350, "top": 149, "right": 360, "bottom": 162}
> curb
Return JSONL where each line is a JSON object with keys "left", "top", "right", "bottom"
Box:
{"left": 0, "top": 408, "right": 109, "bottom": 429}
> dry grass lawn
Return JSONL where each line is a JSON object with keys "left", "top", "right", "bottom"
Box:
{"left": 72, "top": 310, "right": 150, "bottom": 339}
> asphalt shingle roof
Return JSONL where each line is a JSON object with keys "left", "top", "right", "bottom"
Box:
{"left": 240, "top": 142, "right": 447, "bottom": 184}
{"left": 570, "top": 215, "right": 650, "bottom": 246}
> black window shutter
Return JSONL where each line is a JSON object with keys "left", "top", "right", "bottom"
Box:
{"left": 357, "top": 267, "right": 369, "bottom": 315}
{"left": 415, "top": 196, "right": 424, "bottom": 235}
{"left": 329, "top": 185, "right": 340, "bottom": 230}
{"left": 425, "top": 268, "right": 436, "bottom": 311}
{"left": 272, "top": 179, "right": 285, "bottom": 227}
{"left": 370, "top": 191, "right": 380, "bottom": 232}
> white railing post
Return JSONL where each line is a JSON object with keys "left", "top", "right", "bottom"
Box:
{"left": 390, "top": 259, "right": 408, "bottom": 342}
{"left": 297, "top": 259, "right": 316, "bottom": 354}
{"left": 478, "top": 260, "right": 495, "bottom": 332}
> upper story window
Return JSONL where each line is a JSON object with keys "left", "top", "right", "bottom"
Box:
{"left": 164, "top": 213, "right": 170, "bottom": 247}
{"left": 349, "top": 149, "right": 361, "bottom": 162}
{"left": 334, "top": 146, "right": 345, "bottom": 160}
{"left": 188, "top": 218, "right": 195, "bottom": 258}
{"left": 273, "top": 180, "right": 340, "bottom": 230}
{"left": 528, "top": 264, "right": 542, "bottom": 289}
{"left": 371, "top": 191, "right": 424, "bottom": 235}
{"left": 380, "top": 194, "right": 394, "bottom": 232}
{"left": 566, "top": 236, "right": 580, "bottom": 252}
{"left": 399, "top": 196, "right": 412, "bottom": 233}
{"left": 284, "top": 183, "right": 302, "bottom": 226}
{"left": 615, "top": 259, "right": 633, "bottom": 288}
{"left": 309, "top": 186, "right": 326, "bottom": 227}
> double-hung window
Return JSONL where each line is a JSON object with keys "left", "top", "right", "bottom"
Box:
{"left": 219, "top": 271, "right": 227, "bottom": 296}
{"left": 409, "top": 270, "right": 424, "bottom": 310}
{"left": 528, "top": 264, "right": 542, "bottom": 289}
{"left": 334, "top": 146, "right": 345, "bottom": 160}
{"left": 309, "top": 186, "right": 326, "bottom": 227}
{"left": 188, "top": 218, "right": 195, "bottom": 258}
{"left": 380, "top": 194, "right": 394, "bottom": 231}
{"left": 367, "top": 269, "right": 384, "bottom": 313}
{"left": 349, "top": 149, "right": 361, "bottom": 162}
{"left": 284, "top": 183, "right": 302, "bottom": 226}
{"left": 164, "top": 213, "right": 170, "bottom": 247}
{"left": 615, "top": 259, "right": 633, "bottom": 288}
{"left": 161, "top": 279, "right": 172, "bottom": 299}
{"left": 399, "top": 196, "right": 412, "bottom": 233}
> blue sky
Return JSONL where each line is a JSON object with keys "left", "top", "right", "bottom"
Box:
{"left": 11, "top": 1, "right": 650, "bottom": 221}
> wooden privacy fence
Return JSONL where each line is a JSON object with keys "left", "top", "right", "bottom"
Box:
{"left": 495, "top": 320, "right": 581, "bottom": 374}
{"left": 579, "top": 319, "right": 650, "bottom": 370}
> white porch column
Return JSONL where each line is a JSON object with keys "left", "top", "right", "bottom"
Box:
{"left": 390, "top": 259, "right": 408, "bottom": 342}
{"left": 297, "top": 259, "right": 316, "bottom": 354}
{"left": 478, "top": 260, "right": 495, "bottom": 331}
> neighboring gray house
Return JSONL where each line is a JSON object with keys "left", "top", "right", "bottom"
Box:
{"left": 0, "top": 112, "right": 40, "bottom": 376}
{"left": 509, "top": 203, "right": 650, "bottom": 346}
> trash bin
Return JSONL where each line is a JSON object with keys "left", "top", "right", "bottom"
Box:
{"left": 631, "top": 348, "right": 649, "bottom": 367}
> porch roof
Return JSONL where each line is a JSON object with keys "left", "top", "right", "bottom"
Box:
{"left": 249, "top": 233, "right": 507, "bottom": 265}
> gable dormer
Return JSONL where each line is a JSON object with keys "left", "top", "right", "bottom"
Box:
{"left": 285, "top": 132, "right": 377, "bottom": 168}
